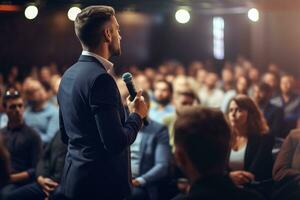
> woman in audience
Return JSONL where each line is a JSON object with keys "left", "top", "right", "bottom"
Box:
{"left": 227, "top": 95, "right": 274, "bottom": 189}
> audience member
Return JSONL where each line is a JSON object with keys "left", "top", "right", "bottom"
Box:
{"left": 272, "top": 129, "right": 300, "bottom": 200}
{"left": 0, "top": 89, "right": 42, "bottom": 198}
{"left": 227, "top": 95, "right": 274, "bottom": 196}
{"left": 221, "top": 75, "right": 249, "bottom": 113}
{"left": 271, "top": 74, "right": 300, "bottom": 138}
{"left": 149, "top": 79, "right": 175, "bottom": 123}
{"left": 23, "top": 80, "right": 59, "bottom": 144}
{"left": 6, "top": 131, "right": 67, "bottom": 200}
{"left": 262, "top": 72, "right": 280, "bottom": 98}
{"left": 220, "top": 67, "right": 234, "bottom": 92}
{"left": 129, "top": 91, "right": 171, "bottom": 200}
{"left": 198, "top": 72, "right": 224, "bottom": 108}
{"left": 172, "top": 106, "right": 263, "bottom": 200}
{"left": 252, "top": 82, "right": 284, "bottom": 138}
{"left": 163, "top": 85, "right": 199, "bottom": 152}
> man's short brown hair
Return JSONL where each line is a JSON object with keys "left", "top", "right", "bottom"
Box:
{"left": 174, "top": 106, "right": 231, "bottom": 174}
{"left": 75, "top": 6, "right": 115, "bottom": 49}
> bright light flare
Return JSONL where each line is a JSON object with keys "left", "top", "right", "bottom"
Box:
{"left": 248, "top": 8, "right": 259, "bottom": 22}
{"left": 175, "top": 9, "right": 190, "bottom": 24}
{"left": 68, "top": 7, "right": 81, "bottom": 21}
{"left": 24, "top": 5, "right": 38, "bottom": 20}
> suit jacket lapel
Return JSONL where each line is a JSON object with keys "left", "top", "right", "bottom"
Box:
{"left": 244, "top": 134, "right": 259, "bottom": 171}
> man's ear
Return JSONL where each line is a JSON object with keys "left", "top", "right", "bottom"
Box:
{"left": 104, "top": 27, "right": 112, "bottom": 43}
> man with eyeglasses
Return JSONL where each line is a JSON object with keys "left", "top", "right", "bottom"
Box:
{"left": 0, "top": 89, "right": 42, "bottom": 199}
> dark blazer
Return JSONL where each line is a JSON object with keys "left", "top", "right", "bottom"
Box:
{"left": 36, "top": 130, "right": 67, "bottom": 182}
{"left": 244, "top": 133, "right": 275, "bottom": 181}
{"left": 173, "top": 175, "right": 264, "bottom": 200}
{"left": 57, "top": 55, "right": 142, "bottom": 200}
{"left": 136, "top": 119, "right": 171, "bottom": 200}
{"left": 262, "top": 103, "right": 284, "bottom": 138}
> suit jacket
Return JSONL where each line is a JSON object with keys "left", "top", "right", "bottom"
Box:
{"left": 244, "top": 133, "right": 274, "bottom": 181}
{"left": 173, "top": 175, "right": 264, "bottom": 200}
{"left": 36, "top": 130, "right": 67, "bottom": 182}
{"left": 262, "top": 103, "right": 284, "bottom": 138}
{"left": 273, "top": 129, "right": 300, "bottom": 183}
{"left": 57, "top": 55, "right": 142, "bottom": 200}
{"left": 136, "top": 119, "right": 171, "bottom": 200}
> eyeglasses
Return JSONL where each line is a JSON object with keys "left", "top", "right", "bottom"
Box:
{"left": 3, "top": 90, "right": 20, "bottom": 99}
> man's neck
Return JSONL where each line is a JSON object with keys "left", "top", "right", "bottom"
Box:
{"left": 84, "top": 46, "right": 110, "bottom": 60}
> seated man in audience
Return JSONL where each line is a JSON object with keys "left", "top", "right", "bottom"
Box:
{"left": 172, "top": 106, "right": 263, "bottom": 200}
{"left": 262, "top": 71, "right": 280, "bottom": 98}
{"left": 23, "top": 79, "right": 59, "bottom": 144}
{"left": 163, "top": 85, "right": 200, "bottom": 152}
{"left": 198, "top": 72, "right": 224, "bottom": 108}
{"left": 272, "top": 128, "right": 300, "bottom": 200}
{"left": 149, "top": 79, "right": 175, "bottom": 123}
{"left": 0, "top": 89, "right": 42, "bottom": 198}
{"left": 6, "top": 130, "right": 67, "bottom": 200}
{"left": 129, "top": 91, "right": 171, "bottom": 200}
{"left": 272, "top": 74, "right": 300, "bottom": 138}
{"left": 252, "top": 82, "right": 284, "bottom": 138}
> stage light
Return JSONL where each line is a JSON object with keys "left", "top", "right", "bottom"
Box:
{"left": 248, "top": 8, "right": 259, "bottom": 22}
{"left": 24, "top": 5, "right": 38, "bottom": 20}
{"left": 68, "top": 7, "right": 81, "bottom": 21}
{"left": 175, "top": 9, "right": 190, "bottom": 24}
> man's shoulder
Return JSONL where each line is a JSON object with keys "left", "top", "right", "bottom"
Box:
{"left": 62, "top": 58, "right": 107, "bottom": 83}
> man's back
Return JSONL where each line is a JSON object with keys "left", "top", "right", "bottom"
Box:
{"left": 58, "top": 55, "right": 133, "bottom": 199}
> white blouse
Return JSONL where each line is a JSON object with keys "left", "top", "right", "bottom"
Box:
{"left": 229, "top": 143, "right": 247, "bottom": 171}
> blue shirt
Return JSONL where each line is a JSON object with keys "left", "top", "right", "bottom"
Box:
{"left": 24, "top": 102, "right": 59, "bottom": 144}
{"left": 149, "top": 104, "right": 175, "bottom": 124}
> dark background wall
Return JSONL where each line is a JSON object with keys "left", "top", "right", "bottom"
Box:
{"left": 0, "top": 6, "right": 299, "bottom": 77}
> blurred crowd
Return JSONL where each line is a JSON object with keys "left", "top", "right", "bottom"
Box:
{"left": 0, "top": 56, "right": 299, "bottom": 199}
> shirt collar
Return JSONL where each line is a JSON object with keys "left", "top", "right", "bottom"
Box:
{"left": 82, "top": 50, "right": 114, "bottom": 72}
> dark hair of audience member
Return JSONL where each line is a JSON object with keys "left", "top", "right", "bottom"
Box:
{"left": 174, "top": 106, "right": 231, "bottom": 175}
{"left": 2, "top": 89, "right": 21, "bottom": 108}
{"left": 257, "top": 82, "right": 272, "bottom": 94}
{"left": 154, "top": 79, "right": 173, "bottom": 94}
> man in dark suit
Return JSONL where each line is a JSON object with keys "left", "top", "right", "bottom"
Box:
{"left": 55, "top": 6, "right": 148, "bottom": 200}
{"left": 173, "top": 107, "right": 263, "bottom": 200}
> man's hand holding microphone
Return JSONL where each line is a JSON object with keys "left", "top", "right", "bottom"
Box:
{"left": 122, "top": 72, "right": 149, "bottom": 124}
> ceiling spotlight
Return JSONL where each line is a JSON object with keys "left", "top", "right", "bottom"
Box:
{"left": 24, "top": 5, "right": 38, "bottom": 20}
{"left": 175, "top": 9, "right": 190, "bottom": 24}
{"left": 248, "top": 8, "right": 259, "bottom": 22}
{"left": 68, "top": 6, "right": 81, "bottom": 21}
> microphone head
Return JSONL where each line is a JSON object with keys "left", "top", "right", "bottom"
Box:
{"left": 122, "top": 72, "right": 133, "bottom": 83}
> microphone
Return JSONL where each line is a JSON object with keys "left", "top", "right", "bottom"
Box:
{"left": 122, "top": 72, "right": 149, "bottom": 126}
